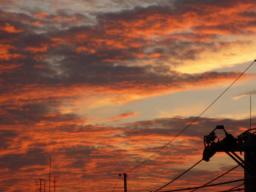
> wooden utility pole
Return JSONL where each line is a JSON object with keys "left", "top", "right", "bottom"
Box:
{"left": 119, "top": 173, "right": 128, "bottom": 192}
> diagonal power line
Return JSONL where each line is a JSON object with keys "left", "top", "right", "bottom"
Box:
{"left": 127, "top": 60, "right": 256, "bottom": 173}
{"left": 152, "top": 162, "right": 240, "bottom": 192}
{"left": 159, "top": 179, "right": 244, "bottom": 192}
{"left": 112, "top": 60, "right": 255, "bottom": 192}
{"left": 189, "top": 164, "right": 240, "bottom": 192}
{"left": 151, "top": 159, "right": 203, "bottom": 192}
{"left": 219, "top": 182, "right": 244, "bottom": 192}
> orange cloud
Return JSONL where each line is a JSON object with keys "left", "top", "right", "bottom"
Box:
{"left": 0, "top": 44, "right": 24, "bottom": 61}
{"left": 0, "top": 63, "right": 21, "bottom": 73}
{"left": 75, "top": 46, "right": 96, "bottom": 54}
{"left": 42, "top": 0, "right": 256, "bottom": 78}
{"left": 0, "top": 106, "right": 250, "bottom": 191}
{"left": 34, "top": 12, "right": 48, "bottom": 19}
{"left": 1, "top": 23, "right": 22, "bottom": 33}
{"left": 109, "top": 112, "right": 138, "bottom": 122}
{"left": 25, "top": 44, "right": 48, "bottom": 53}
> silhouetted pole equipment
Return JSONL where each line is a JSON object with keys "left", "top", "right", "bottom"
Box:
{"left": 119, "top": 173, "right": 128, "bottom": 192}
{"left": 203, "top": 125, "right": 256, "bottom": 192}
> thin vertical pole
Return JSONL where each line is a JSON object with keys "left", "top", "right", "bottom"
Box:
{"left": 250, "top": 95, "right": 252, "bottom": 129}
{"left": 123, "top": 173, "right": 127, "bottom": 192}
{"left": 44, "top": 180, "right": 46, "bottom": 192}
{"left": 49, "top": 156, "right": 52, "bottom": 192}
{"left": 35, "top": 180, "right": 38, "bottom": 192}
{"left": 53, "top": 177, "right": 56, "bottom": 192}
{"left": 39, "top": 179, "right": 42, "bottom": 192}
{"left": 119, "top": 173, "right": 128, "bottom": 192}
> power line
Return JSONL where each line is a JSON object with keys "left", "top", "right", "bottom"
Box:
{"left": 137, "top": 59, "right": 256, "bottom": 192}
{"left": 158, "top": 179, "right": 244, "bottom": 192}
{"left": 189, "top": 164, "right": 240, "bottom": 192}
{"left": 227, "top": 183, "right": 244, "bottom": 191}
{"left": 127, "top": 60, "right": 256, "bottom": 173}
{"left": 112, "top": 59, "right": 255, "bottom": 192}
{"left": 225, "top": 188, "right": 244, "bottom": 192}
{"left": 110, "top": 59, "right": 256, "bottom": 191}
{"left": 151, "top": 159, "right": 202, "bottom": 192}
{"left": 218, "top": 182, "right": 244, "bottom": 192}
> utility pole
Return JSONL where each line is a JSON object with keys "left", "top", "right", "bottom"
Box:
{"left": 44, "top": 179, "right": 46, "bottom": 192}
{"left": 202, "top": 125, "right": 256, "bottom": 192}
{"left": 119, "top": 173, "right": 128, "bottom": 192}
{"left": 39, "top": 179, "right": 42, "bottom": 192}
{"left": 53, "top": 176, "right": 56, "bottom": 192}
{"left": 39, "top": 179, "right": 46, "bottom": 192}
{"left": 49, "top": 156, "right": 52, "bottom": 192}
{"left": 35, "top": 180, "right": 38, "bottom": 192}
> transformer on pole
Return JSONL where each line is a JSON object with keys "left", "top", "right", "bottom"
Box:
{"left": 202, "top": 125, "right": 256, "bottom": 192}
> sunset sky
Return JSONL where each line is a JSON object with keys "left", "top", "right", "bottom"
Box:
{"left": 0, "top": 0, "right": 256, "bottom": 191}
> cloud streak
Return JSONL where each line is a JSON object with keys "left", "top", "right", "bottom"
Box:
{"left": 0, "top": 113, "right": 252, "bottom": 191}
